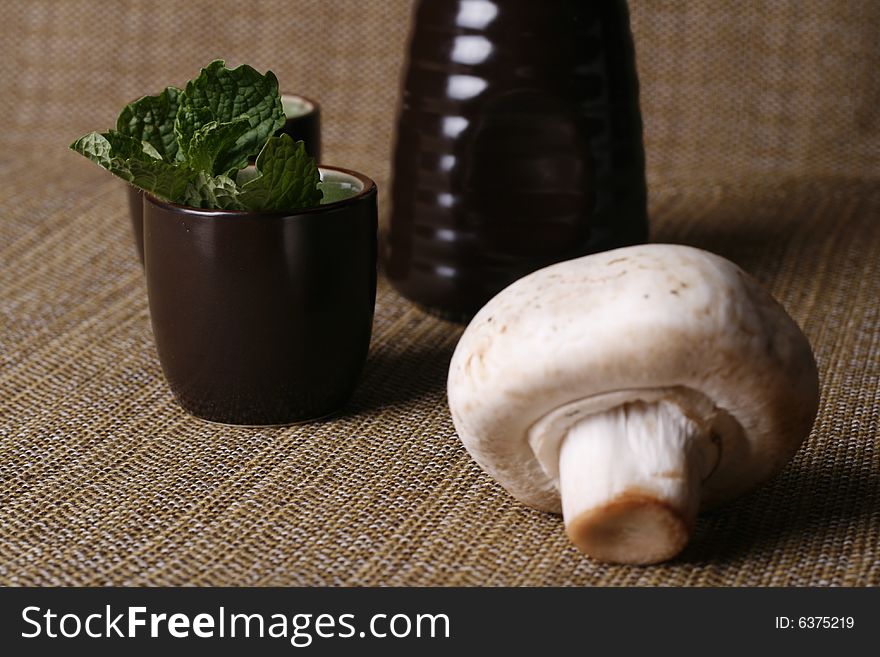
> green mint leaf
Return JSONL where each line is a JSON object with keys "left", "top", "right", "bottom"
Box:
{"left": 115, "top": 87, "right": 182, "bottom": 163}
{"left": 239, "top": 135, "right": 322, "bottom": 211}
{"left": 125, "top": 157, "right": 194, "bottom": 202}
{"left": 70, "top": 131, "right": 192, "bottom": 201}
{"left": 175, "top": 60, "right": 285, "bottom": 172}
{"left": 71, "top": 130, "right": 150, "bottom": 166}
{"left": 182, "top": 116, "right": 252, "bottom": 175}
{"left": 70, "top": 130, "right": 119, "bottom": 168}
{"left": 72, "top": 60, "right": 318, "bottom": 211}
{"left": 182, "top": 172, "right": 245, "bottom": 210}
{"left": 174, "top": 105, "right": 213, "bottom": 157}
{"left": 141, "top": 142, "right": 163, "bottom": 160}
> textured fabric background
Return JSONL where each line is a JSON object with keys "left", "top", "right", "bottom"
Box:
{"left": 1, "top": 1, "right": 878, "bottom": 585}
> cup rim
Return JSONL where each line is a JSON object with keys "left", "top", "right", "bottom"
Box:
{"left": 280, "top": 92, "right": 320, "bottom": 116}
{"left": 142, "top": 165, "right": 376, "bottom": 217}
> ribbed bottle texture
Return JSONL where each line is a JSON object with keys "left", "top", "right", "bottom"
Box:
{"left": 387, "top": 0, "right": 648, "bottom": 320}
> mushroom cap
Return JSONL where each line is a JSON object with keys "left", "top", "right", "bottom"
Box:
{"left": 447, "top": 244, "right": 820, "bottom": 513}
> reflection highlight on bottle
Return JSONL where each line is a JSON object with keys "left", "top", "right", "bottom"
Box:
{"left": 456, "top": 0, "right": 498, "bottom": 29}
{"left": 447, "top": 75, "right": 488, "bottom": 100}
{"left": 451, "top": 35, "right": 493, "bottom": 65}
{"left": 440, "top": 155, "right": 457, "bottom": 172}
{"left": 437, "top": 193, "right": 455, "bottom": 208}
{"left": 442, "top": 116, "right": 469, "bottom": 138}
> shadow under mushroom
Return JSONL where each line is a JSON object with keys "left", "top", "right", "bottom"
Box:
{"left": 345, "top": 331, "right": 462, "bottom": 415}
{"left": 678, "top": 456, "right": 880, "bottom": 565}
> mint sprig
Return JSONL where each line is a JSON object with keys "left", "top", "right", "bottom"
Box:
{"left": 183, "top": 172, "right": 245, "bottom": 210}
{"left": 176, "top": 60, "right": 286, "bottom": 175}
{"left": 69, "top": 60, "right": 321, "bottom": 211}
{"left": 182, "top": 116, "right": 252, "bottom": 176}
{"left": 116, "top": 86, "right": 182, "bottom": 163}
{"left": 70, "top": 131, "right": 192, "bottom": 202}
{"left": 239, "top": 135, "right": 323, "bottom": 211}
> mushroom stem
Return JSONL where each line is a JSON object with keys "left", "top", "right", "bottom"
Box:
{"left": 558, "top": 399, "right": 714, "bottom": 564}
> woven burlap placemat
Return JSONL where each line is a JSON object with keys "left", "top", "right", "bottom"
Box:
{"left": 1, "top": 1, "right": 878, "bottom": 585}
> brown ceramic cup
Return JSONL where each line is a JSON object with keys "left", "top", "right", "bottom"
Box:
{"left": 127, "top": 93, "right": 322, "bottom": 264}
{"left": 277, "top": 93, "right": 321, "bottom": 163}
{"left": 143, "top": 166, "right": 377, "bottom": 425}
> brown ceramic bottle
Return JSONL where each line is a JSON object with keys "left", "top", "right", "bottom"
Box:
{"left": 386, "top": 0, "right": 648, "bottom": 320}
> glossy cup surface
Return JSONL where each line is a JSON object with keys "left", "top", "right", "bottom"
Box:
{"left": 143, "top": 167, "right": 377, "bottom": 425}
{"left": 127, "top": 93, "right": 322, "bottom": 264}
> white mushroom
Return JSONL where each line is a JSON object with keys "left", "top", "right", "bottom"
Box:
{"left": 447, "top": 244, "right": 819, "bottom": 564}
